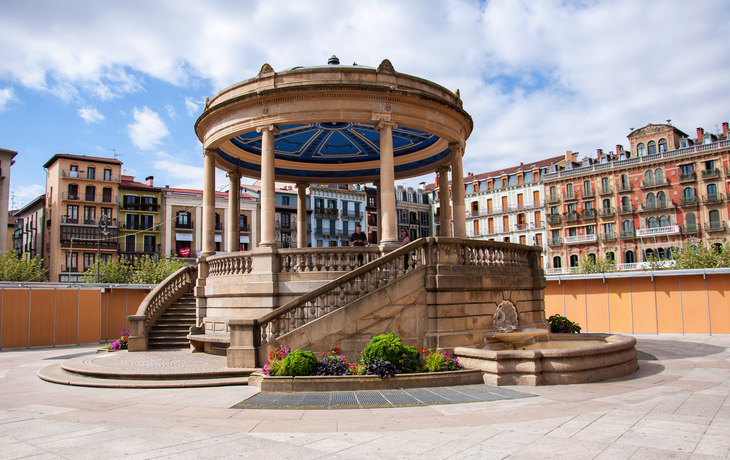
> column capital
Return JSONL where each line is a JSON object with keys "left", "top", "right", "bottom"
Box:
{"left": 256, "top": 124, "right": 280, "bottom": 134}
{"left": 295, "top": 181, "right": 309, "bottom": 189}
{"left": 226, "top": 171, "right": 242, "bottom": 179}
{"left": 374, "top": 120, "right": 398, "bottom": 131}
{"left": 203, "top": 148, "right": 217, "bottom": 157}
{"left": 439, "top": 165, "right": 451, "bottom": 174}
{"left": 448, "top": 142, "right": 465, "bottom": 155}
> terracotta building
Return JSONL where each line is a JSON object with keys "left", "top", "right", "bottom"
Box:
{"left": 543, "top": 121, "right": 730, "bottom": 272}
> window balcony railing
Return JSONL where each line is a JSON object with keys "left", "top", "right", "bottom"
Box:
{"left": 602, "top": 232, "right": 617, "bottom": 241}
{"left": 704, "top": 221, "right": 726, "bottom": 232}
{"left": 701, "top": 168, "right": 720, "bottom": 180}
{"left": 62, "top": 170, "right": 120, "bottom": 182}
{"left": 175, "top": 221, "right": 194, "bottom": 229}
{"left": 341, "top": 210, "right": 364, "bottom": 218}
{"left": 598, "top": 207, "right": 615, "bottom": 217}
{"left": 240, "top": 224, "right": 251, "bottom": 232}
{"left": 598, "top": 185, "right": 613, "bottom": 195}
{"left": 546, "top": 194, "right": 560, "bottom": 204}
{"left": 617, "top": 204, "right": 635, "bottom": 214}
{"left": 215, "top": 222, "right": 223, "bottom": 231}
{"left": 121, "top": 221, "right": 158, "bottom": 231}
{"left": 636, "top": 225, "right": 680, "bottom": 237}
{"left": 617, "top": 182, "right": 632, "bottom": 192}
{"left": 679, "top": 171, "right": 696, "bottom": 182}
{"left": 640, "top": 178, "right": 668, "bottom": 189}
{"left": 563, "top": 191, "right": 579, "bottom": 201}
{"left": 315, "top": 208, "right": 339, "bottom": 217}
{"left": 619, "top": 230, "right": 635, "bottom": 239}
{"left": 681, "top": 224, "right": 700, "bottom": 234}
{"left": 563, "top": 212, "right": 579, "bottom": 222}
{"left": 61, "top": 215, "right": 117, "bottom": 227}
{"left": 679, "top": 196, "right": 699, "bottom": 206}
{"left": 118, "top": 243, "right": 161, "bottom": 253}
{"left": 640, "top": 200, "right": 669, "bottom": 211}
{"left": 702, "top": 194, "right": 724, "bottom": 204}
{"left": 580, "top": 209, "right": 597, "bottom": 219}
{"left": 547, "top": 214, "right": 562, "bottom": 224}
{"left": 547, "top": 237, "right": 562, "bottom": 246}
{"left": 582, "top": 187, "right": 595, "bottom": 198}
{"left": 564, "top": 234, "right": 597, "bottom": 245}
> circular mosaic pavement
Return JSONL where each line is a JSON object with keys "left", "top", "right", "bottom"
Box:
{"left": 81, "top": 351, "right": 228, "bottom": 373}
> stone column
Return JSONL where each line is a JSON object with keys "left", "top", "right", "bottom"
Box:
{"left": 201, "top": 149, "right": 217, "bottom": 256}
{"left": 450, "top": 143, "right": 467, "bottom": 238}
{"left": 438, "top": 166, "right": 452, "bottom": 237}
{"left": 227, "top": 172, "right": 241, "bottom": 252}
{"left": 374, "top": 180, "right": 381, "bottom": 244}
{"left": 257, "top": 125, "right": 280, "bottom": 248}
{"left": 377, "top": 121, "right": 399, "bottom": 249}
{"left": 296, "top": 182, "right": 308, "bottom": 248}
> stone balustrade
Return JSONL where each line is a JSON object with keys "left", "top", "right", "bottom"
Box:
{"left": 207, "top": 252, "right": 254, "bottom": 277}
{"left": 278, "top": 247, "right": 382, "bottom": 273}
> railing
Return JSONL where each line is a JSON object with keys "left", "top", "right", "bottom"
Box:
{"left": 679, "top": 196, "right": 699, "bottom": 206}
{"left": 620, "top": 230, "right": 635, "bottom": 239}
{"left": 703, "top": 194, "right": 724, "bottom": 204}
{"left": 547, "top": 214, "right": 562, "bottom": 224}
{"left": 315, "top": 208, "right": 339, "bottom": 217}
{"left": 62, "top": 169, "right": 120, "bottom": 182}
{"left": 564, "top": 234, "right": 597, "bottom": 244}
{"left": 701, "top": 168, "right": 720, "bottom": 179}
{"left": 121, "top": 221, "right": 158, "bottom": 230}
{"left": 598, "top": 185, "right": 613, "bottom": 195}
{"left": 118, "top": 243, "right": 160, "bottom": 253}
{"left": 547, "top": 194, "right": 560, "bottom": 204}
{"left": 617, "top": 205, "right": 635, "bottom": 214}
{"left": 679, "top": 172, "right": 696, "bottom": 182}
{"left": 252, "top": 239, "right": 537, "bottom": 348}
{"left": 640, "top": 200, "right": 669, "bottom": 211}
{"left": 617, "top": 182, "right": 632, "bottom": 192}
{"left": 602, "top": 232, "right": 617, "bottom": 241}
{"left": 563, "top": 191, "right": 579, "bottom": 201}
{"left": 466, "top": 201, "right": 546, "bottom": 217}
{"left": 61, "top": 215, "right": 118, "bottom": 226}
{"left": 640, "top": 178, "right": 668, "bottom": 189}
{"left": 599, "top": 207, "right": 614, "bottom": 217}
{"left": 548, "top": 237, "right": 562, "bottom": 246}
{"left": 681, "top": 224, "right": 700, "bottom": 233}
{"left": 704, "top": 221, "right": 726, "bottom": 232}
{"left": 207, "top": 252, "right": 255, "bottom": 276}
{"left": 128, "top": 265, "right": 198, "bottom": 349}
{"left": 278, "top": 247, "right": 382, "bottom": 273}
{"left": 635, "top": 225, "right": 680, "bottom": 237}
{"left": 564, "top": 212, "right": 579, "bottom": 222}
{"left": 581, "top": 209, "right": 597, "bottom": 219}
{"left": 341, "top": 210, "right": 364, "bottom": 218}
{"left": 582, "top": 188, "right": 595, "bottom": 197}
{"left": 175, "top": 221, "right": 194, "bottom": 229}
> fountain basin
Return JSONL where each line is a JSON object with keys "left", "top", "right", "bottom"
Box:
{"left": 489, "top": 327, "right": 550, "bottom": 348}
{"left": 454, "top": 333, "right": 638, "bottom": 386}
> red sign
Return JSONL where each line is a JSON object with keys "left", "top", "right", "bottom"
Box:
{"left": 178, "top": 247, "right": 191, "bottom": 257}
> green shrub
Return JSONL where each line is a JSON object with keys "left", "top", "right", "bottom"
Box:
{"left": 281, "top": 349, "right": 318, "bottom": 376}
{"left": 0, "top": 252, "right": 47, "bottom": 281}
{"left": 83, "top": 256, "right": 187, "bottom": 284}
{"left": 361, "top": 333, "right": 419, "bottom": 372}
{"left": 548, "top": 314, "right": 581, "bottom": 333}
{"left": 422, "top": 349, "right": 462, "bottom": 372}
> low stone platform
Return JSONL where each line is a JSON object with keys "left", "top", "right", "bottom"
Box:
{"left": 37, "top": 349, "right": 255, "bottom": 388}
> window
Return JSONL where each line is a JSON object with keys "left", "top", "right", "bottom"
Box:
{"left": 68, "top": 184, "right": 78, "bottom": 200}
{"left": 281, "top": 213, "right": 290, "bottom": 228}
{"left": 83, "top": 253, "right": 95, "bottom": 270}
{"left": 67, "top": 205, "right": 79, "bottom": 223}
{"left": 566, "top": 183, "right": 573, "bottom": 198}
{"left": 102, "top": 187, "right": 112, "bottom": 203}
{"left": 686, "top": 213, "right": 697, "bottom": 231}
{"left": 655, "top": 168, "right": 664, "bottom": 184}
{"left": 141, "top": 215, "right": 154, "bottom": 230}
{"left": 647, "top": 140, "right": 656, "bottom": 155}
{"left": 683, "top": 187, "right": 695, "bottom": 199}
{"left": 637, "top": 143, "right": 646, "bottom": 156}
{"left": 585, "top": 201, "right": 593, "bottom": 211}
{"left": 282, "top": 196, "right": 290, "bottom": 206}
{"left": 658, "top": 139, "right": 668, "bottom": 152}
{"left": 342, "top": 220, "right": 349, "bottom": 236}
{"left": 568, "top": 227, "right": 577, "bottom": 237}
{"left": 603, "top": 198, "right": 611, "bottom": 210}
{"left": 647, "top": 217, "right": 658, "bottom": 228}
{"left": 586, "top": 225, "right": 595, "bottom": 235}
{"left": 659, "top": 215, "right": 670, "bottom": 227}
{"left": 126, "top": 214, "right": 139, "bottom": 230}
{"left": 583, "top": 180, "right": 591, "bottom": 193}
{"left": 707, "top": 183, "right": 718, "bottom": 199}
{"left": 606, "top": 252, "right": 615, "bottom": 261}
{"left": 624, "top": 251, "right": 636, "bottom": 263}
{"left": 402, "top": 191, "right": 408, "bottom": 202}
{"left": 709, "top": 209, "right": 721, "bottom": 223}
{"left": 621, "top": 196, "right": 630, "bottom": 210}
{"left": 66, "top": 252, "right": 78, "bottom": 271}
{"left": 570, "top": 255, "right": 579, "bottom": 267}
{"left": 567, "top": 203, "right": 575, "bottom": 213}
{"left": 604, "top": 222, "right": 614, "bottom": 236}
{"left": 680, "top": 164, "right": 694, "bottom": 177}
{"left": 177, "top": 211, "right": 190, "bottom": 227}
{"left": 85, "top": 185, "right": 95, "bottom": 201}
{"left": 549, "top": 186, "right": 557, "bottom": 200}
{"left": 646, "top": 193, "right": 655, "bottom": 207}
{"left": 622, "top": 219, "right": 634, "bottom": 231}
{"left": 144, "top": 235, "right": 156, "bottom": 252}
{"left": 553, "top": 256, "right": 562, "bottom": 268}
{"left": 620, "top": 174, "right": 629, "bottom": 188}
{"left": 87, "top": 167, "right": 95, "bottom": 180}
{"left": 239, "top": 214, "right": 248, "bottom": 230}
{"left": 101, "top": 207, "right": 112, "bottom": 218}
{"left": 657, "top": 191, "right": 666, "bottom": 206}
{"left": 103, "top": 169, "right": 112, "bottom": 181}
{"left": 84, "top": 206, "right": 96, "bottom": 224}
{"left": 645, "top": 170, "right": 654, "bottom": 185}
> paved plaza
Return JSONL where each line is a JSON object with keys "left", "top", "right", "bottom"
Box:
{"left": 0, "top": 334, "right": 728, "bottom": 459}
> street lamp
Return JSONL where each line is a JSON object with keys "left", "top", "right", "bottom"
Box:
{"left": 97, "top": 214, "right": 109, "bottom": 283}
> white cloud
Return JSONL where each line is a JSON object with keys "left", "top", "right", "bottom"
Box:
{"left": 150, "top": 150, "right": 227, "bottom": 190}
{"left": 184, "top": 96, "right": 200, "bottom": 116}
{"left": 127, "top": 106, "right": 170, "bottom": 150}
{"left": 165, "top": 104, "right": 176, "bottom": 119}
{"left": 78, "top": 105, "right": 105, "bottom": 123}
{"left": 11, "top": 183, "right": 45, "bottom": 209}
{"left": 0, "top": 87, "right": 16, "bottom": 110}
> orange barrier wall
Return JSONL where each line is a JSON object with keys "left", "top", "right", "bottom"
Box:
{"left": 0, "top": 286, "right": 151, "bottom": 350}
{"left": 546, "top": 272, "right": 730, "bottom": 334}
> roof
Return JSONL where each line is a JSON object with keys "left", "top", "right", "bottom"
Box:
{"left": 43, "top": 153, "right": 122, "bottom": 169}
{"left": 0, "top": 147, "right": 18, "bottom": 158}
{"left": 120, "top": 177, "right": 162, "bottom": 192}
{"left": 423, "top": 154, "right": 565, "bottom": 191}
{"left": 163, "top": 187, "right": 257, "bottom": 201}
{"left": 13, "top": 194, "right": 46, "bottom": 216}
{"left": 627, "top": 123, "right": 689, "bottom": 139}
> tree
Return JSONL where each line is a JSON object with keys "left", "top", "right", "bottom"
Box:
{"left": 83, "top": 256, "right": 188, "bottom": 284}
{"left": 0, "top": 252, "right": 47, "bottom": 282}
{"left": 578, "top": 255, "right": 617, "bottom": 274}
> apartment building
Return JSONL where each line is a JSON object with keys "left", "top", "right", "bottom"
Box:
{"left": 161, "top": 187, "right": 258, "bottom": 259}
{"left": 426, "top": 156, "right": 564, "bottom": 268}
{"left": 119, "top": 175, "right": 163, "bottom": 261}
{"left": 365, "top": 186, "right": 378, "bottom": 244}
{"left": 543, "top": 121, "right": 730, "bottom": 271}
{"left": 310, "top": 184, "right": 367, "bottom": 247}
{"left": 395, "top": 185, "right": 431, "bottom": 241}
{"left": 0, "top": 148, "right": 18, "bottom": 255}
{"left": 43, "top": 154, "right": 122, "bottom": 282}
{"left": 12, "top": 194, "right": 45, "bottom": 261}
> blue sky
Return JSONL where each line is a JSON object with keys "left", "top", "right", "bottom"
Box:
{"left": 2, "top": 0, "right": 730, "bottom": 209}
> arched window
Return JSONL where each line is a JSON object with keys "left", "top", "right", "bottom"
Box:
{"left": 570, "top": 254, "right": 579, "bottom": 267}
{"left": 637, "top": 143, "right": 646, "bottom": 156}
{"left": 566, "top": 183, "right": 574, "bottom": 197}
{"left": 647, "top": 140, "right": 657, "bottom": 155}
{"left": 647, "top": 217, "right": 658, "bottom": 228}
{"left": 709, "top": 209, "right": 720, "bottom": 223}
{"left": 606, "top": 252, "right": 615, "bottom": 261}
{"left": 658, "top": 138, "right": 668, "bottom": 152}
{"left": 655, "top": 168, "right": 664, "bottom": 184}
{"left": 707, "top": 183, "right": 717, "bottom": 199}
{"left": 553, "top": 256, "right": 562, "bottom": 268}
{"left": 657, "top": 191, "right": 666, "bottom": 206}
{"left": 588, "top": 253, "right": 597, "bottom": 263}
{"left": 622, "top": 219, "right": 634, "bottom": 232}
{"left": 646, "top": 193, "right": 655, "bottom": 208}
{"left": 659, "top": 215, "right": 670, "bottom": 227}
{"left": 713, "top": 243, "right": 723, "bottom": 253}
{"left": 683, "top": 187, "right": 695, "bottom": 200}
{"left": 624, "top": 250, "right": 636, "bottom": 263}
{"left": 645, "top": 170, "right": 654, "bottom": 185}
{"left": 85, "top": 185, "right": 95, "bottom": 202}
{"left": 620, "top": 173, "right": 629, "bottom": 188}
{"left": 644, "top": 249, "right": 655, "bottom": 262}
{"left": 603, "top": 198, "right": 611, "bottom": 210}
{"left": 657, "top": 248, "right": 666, "bottom": 259}
{"left": 621, "top": 195, "right": 630, "bottom": 211}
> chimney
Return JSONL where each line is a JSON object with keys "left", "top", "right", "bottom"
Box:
{"left": 419, "top": 182, "right": 426, "bottom": 191}
{"left": 616, "top": 144, "right": 623, "bottom": 153}
{"left": 697, "top": 127, "right": 704, "bottom": 141}
{"left": 145, "top": 176, "right": 154, "bottom": 186}
{"left": 435, "top": 173, "right": 440, "bottom": 188}
{"left": 596, "top": 148, "right": 603, "bottom": 159}
{"left": 722, "top": 122, "right": 729, "bottom": 138}
{"left": 564, "top": 150, "right": 572, "bottom": 163}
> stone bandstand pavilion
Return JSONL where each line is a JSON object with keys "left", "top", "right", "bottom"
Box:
{"left": 129, "top": 58, "right": 548, "bottom": 369}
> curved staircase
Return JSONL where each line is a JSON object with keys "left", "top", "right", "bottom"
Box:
{"left": 148, "top": 292, "right": 197, "bottom": 349}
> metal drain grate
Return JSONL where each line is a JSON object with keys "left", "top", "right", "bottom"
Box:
{"left": 232, "top": 384, "right": 535, "bottom": 410}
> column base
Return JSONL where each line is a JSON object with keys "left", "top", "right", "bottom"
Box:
{"left": 379, "top": 240, "right": 400, "bottom": 253}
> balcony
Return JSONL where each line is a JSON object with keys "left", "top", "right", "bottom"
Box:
{"left": 636, "top": 225, "right": 680, "bottom": 238}
{"left": 598, "top": 185, "right": 613, "bottom": 195}
{"left": 61, "top": 215, "right": 118, "bottom": 227}
{"left": 63, "top": 192, "right": 117, "bottom": 203}
{"left": 546, "top": 193, "right": 560, "bottom": 204}
{"left": 704, "top": 221, "right": 726, "bottom": 232}
{"left": 315, "top": 208, "right": 339, "bottom": 217}
{"left": 681, "top": 224, "right": 700, "bottom": 234}
{"left": 679, "top": 171, "right": 696, "bottom": 182}
{"left": 175, "top": 221, "right": 194, "bottom": 229}
{"left": 679, "top": 196, "right": 699, "bottom": 207}
{"left": 602, "top": 232, "right": 617, "bottom": 241}
{"left": 123, "top": 202, "right": 160, "bottom": 211}
{"left": 548, "top": 237, "right": 562, "bottom": 246}
{"left": 701, "top": 168, "right": 720, "bottom": 180}
{"left": 640, "top": 178, "right": 669, "bottom": 189}
{"left": 563, "top": 212, "right": 579, "bottom": 223}
{"left": 617, "top": 182, "right": 632, "bottom": 192}
{"left": 620, "top": 230, "right": 635, "bottom": 239}
{"left": 240, "top": 224, "right": 251, "bottom": 232}
{"left": 640, "top": 200, "right": 669, "bottom": 212}
{"left": 702, "top": 194, "right": 724, "bottom": 205}
{"left": 62, "top": 169, "right": 120, "bottom": 182}
{"left": 564, "top": 234, "right": 598, "bottom": 245}
{"left": 617, "top": 205, "right": 635, "bottom": 215}
{"left": 121, "top": 221, "right": 158, "bottom": 231}
{"left": 582, "top": 187, "right": 595, "bottom": 198}
{"left": 598, "top": 207, "right": 615, "bottom": 217}
{"left": 563, "top": 191, "right": 579, "bottom": 202}
{"left": 315, "top": 228, "right": 344, "bottom": 236}
{"left": 341, "top": 210, "right": 363, "bottom": 219}
{"left": 118, "top": 243, "right": 161, "bottom": 254}
{"left": 580, "top": 209, "right": 597, "bottom": 220}
{"left": 547, "top": 214, "right": 562, "bottom": 224}
{"left": 215, "top": 222, "right": 223, "bottom": 231}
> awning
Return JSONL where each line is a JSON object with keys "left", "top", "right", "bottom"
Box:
{"left": 240, "top": 235, "right": 250, "bottom": 243}
{"left": 175, "top": 233, "right": 193, "bottom": 242}
{"left": 215, "top": 235, "right": 222, "bottom": 243}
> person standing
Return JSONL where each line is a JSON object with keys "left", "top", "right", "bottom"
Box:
{"left": 399, "top": 228, "right": 411, "bottom": 269}
{"left": 349, "top": 224, "right": 368, "bottom": 266}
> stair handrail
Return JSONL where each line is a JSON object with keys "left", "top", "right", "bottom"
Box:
{"left": 130, "top": 264, "right": 198, "bottom": 337}
{"left": 255, "top": 238, "right": 430, "bottom": 346}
